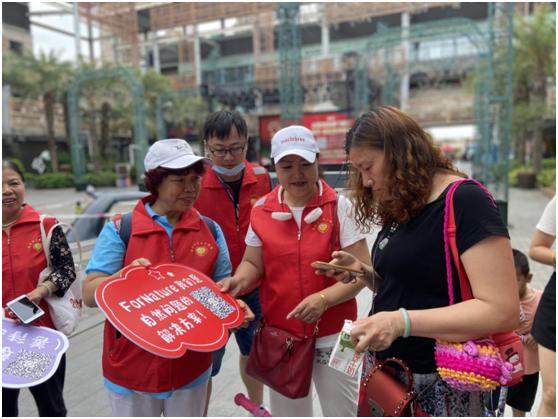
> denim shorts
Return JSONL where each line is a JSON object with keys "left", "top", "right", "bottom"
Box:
{"left": 211, "top": 288, "right": 262, "bottom": 377}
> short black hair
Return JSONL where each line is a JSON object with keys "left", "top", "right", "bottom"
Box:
{"left": 203, "top": 110, "right": 247, "bottom": 141}
{"left": 512, "top": 248, "right": 530, "bottom": 276}
{"left": 2, "top": 160, "right": 25, "bottom": 181}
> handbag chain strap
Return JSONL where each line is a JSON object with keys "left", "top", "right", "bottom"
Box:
{"left": 368, "top": 234, "right": 382, "bottom": 345}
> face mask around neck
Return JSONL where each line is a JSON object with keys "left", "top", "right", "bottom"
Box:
{"left": 212, "top": 162, "right": 246, "bottom": 177}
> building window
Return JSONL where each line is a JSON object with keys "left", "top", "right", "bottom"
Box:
{"left": 9, "top": 40, "right": 23, "bottom": 55}
{"left": 223, "top": 65, "right": 253, "bottom": 84}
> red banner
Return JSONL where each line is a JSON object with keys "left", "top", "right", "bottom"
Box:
{"left": 259, "top": 112, "right": 355, "bottom": 164}
{"left": 95, "top": 263, "right": 244, "bottom": 358}
{"left": 259, "top": 115, "right": 284, "bottom": 145}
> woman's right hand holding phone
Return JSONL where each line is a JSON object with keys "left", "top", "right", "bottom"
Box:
{"left": 315, "top": 251, "right": 365, "bottom": 284}
{"left": 330, "top": 250, "right": 364, "bottom": 271}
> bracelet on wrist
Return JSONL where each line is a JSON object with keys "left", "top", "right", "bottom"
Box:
{"left": 38, "top": 282, "right": 53, "bottom": 298}
{"left": 399, "top": 307, "right": 411, "bottom": 338}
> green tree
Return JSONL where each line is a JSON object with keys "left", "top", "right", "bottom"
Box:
{"left": 164, "top": 95, "right": 209, "bottom": 138}
{"left": 138, "top": 69, "right": 172, "bottom": 138}
{"left": 512, "top": 4, "right": 555, "bottom": 173}
{"left": 3, "top": 51, "right": 74, "bottom": 172}
{"left": 77, "top": 67, "right": 173, "bottom": 167}
{"left": 102, "top": 68, "right": 172, "bottom": 140}
{"left": 77, "top": 62, "right": 132, "bottom": 169}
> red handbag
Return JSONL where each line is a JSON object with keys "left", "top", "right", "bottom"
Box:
{"left": 246, "top": 320, "right": 318, "bottom": 399}
{"left": 358, "top": 357, "right": 428, "bottom": 417}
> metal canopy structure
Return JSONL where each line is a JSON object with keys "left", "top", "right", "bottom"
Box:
{"left": 78, "top": 3, "right": 141, "bottom": 66}
{"left": 351, "top": 4, "right": 513, "bottom": 215}
{"left": 474, "top": 3, "right": 514, "bottom": 215}
{"left": 352, "top": 17, "right": 490, "bottom": 115}
{"left": 277, "top": 2, "right": 302, "bottom": 123}
{"left": 68, "top": 67, "right": 148, "bottom": 190}
{"left": 71, "top": 2, "right": 515, "bottom": 213}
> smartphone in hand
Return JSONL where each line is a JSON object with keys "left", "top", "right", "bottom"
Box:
{"left": 6, "top": 295, "right": 45, "bottom": 324}
{"left": 311, "top": 261, "right": 364, "bottom": 276}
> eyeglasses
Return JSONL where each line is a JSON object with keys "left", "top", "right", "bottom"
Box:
{"left": 208, "top": 145, "right": 245, "bottom": 157}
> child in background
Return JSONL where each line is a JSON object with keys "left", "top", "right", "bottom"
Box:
{"left": 75, "top": 200, "right": 83, "bottom": 215}
{"left": 498, "top": 249, "right": 543, "bottom": 416}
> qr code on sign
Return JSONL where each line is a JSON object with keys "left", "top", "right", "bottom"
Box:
{"left": 191, "top": 286, "right": 235, "bottom": 319}
{"left": 3, "top": 350, "right": 52, "bottom": 380}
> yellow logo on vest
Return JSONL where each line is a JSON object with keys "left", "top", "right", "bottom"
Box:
{"left": 317, "top": 222, "right": 330, "bottom": 234}
{"left": 28, "top": 237, "right": 43, "bottom": 252}
{"left": 191, "top": 241, "right": 214, "bottom": 257}
{"left": 195, "top": 246, "right": 208, "bottom": 256}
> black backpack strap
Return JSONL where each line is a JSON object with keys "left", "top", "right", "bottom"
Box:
{"left": 200, "top": 215, "right": 218, "bottom": 240}
{"left": 118, "top": 212, "right": 133, "bottom": 248}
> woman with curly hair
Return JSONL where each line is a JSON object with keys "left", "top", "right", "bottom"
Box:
{"left": 322, "top": 106, "right": 519, "bottom": 416}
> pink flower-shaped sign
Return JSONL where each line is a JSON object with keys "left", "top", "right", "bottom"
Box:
{"left": 95, "top": 263, "right": 243, "bottom": 358}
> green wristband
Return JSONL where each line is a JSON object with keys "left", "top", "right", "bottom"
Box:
{"left": 399, "top": 308, "right": 411, "bottom": 338}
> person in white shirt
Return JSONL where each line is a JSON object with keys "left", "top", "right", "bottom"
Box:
{"left": 529, "top": 196, "right": 555, "bottom": 417}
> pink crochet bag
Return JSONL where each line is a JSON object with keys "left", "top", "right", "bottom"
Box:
{"left": 434, "top": 179, "right": 524, "bottom": 392}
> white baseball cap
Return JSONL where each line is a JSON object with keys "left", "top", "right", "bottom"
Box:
{"left": 144, "top": 139, "right": 211, "bottom": 171}
{"left": 271, "top": 125, "right": 320, "bottom": 163}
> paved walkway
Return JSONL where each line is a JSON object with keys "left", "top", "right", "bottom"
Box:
{"left": 16, "top": 186, "right": 554, "bottom": 416}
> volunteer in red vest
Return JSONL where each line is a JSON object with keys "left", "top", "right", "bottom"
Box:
{"left": 219, "top": 126, "right": 370, "bottom": 416}
{"left": 82, "top": 139, "right": 254, "bottom": 417}
{"left": 3, "top": 159, "right": 76, "bottom": 417}
{"left": 195, "top": 110, "right": 270, "bottom": 407}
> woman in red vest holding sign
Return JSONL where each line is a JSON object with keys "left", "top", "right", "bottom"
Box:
{"left": 219, "top": 126, "right": 370, "bottom": 416}
{"left": 82, "top": 139, "right": 253, "bottom": 417}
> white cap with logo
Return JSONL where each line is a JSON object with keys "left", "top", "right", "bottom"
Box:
{"left": 144, "top": 138, "right": 211, "bottom": 171}
{"left": 271, "top": 125, "right": 319, "bottom": 163}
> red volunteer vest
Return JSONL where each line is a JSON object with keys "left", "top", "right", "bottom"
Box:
{"left": 102, "top": 197, "right": 219, "bottom": 392}
{"left": 250, "top": 180, "right": 357, "bottom": 338}
{"left": 196, "top": 161, "right": 271, "bottom": 270}
{"left": 2, "top": 204, "right": 56, "bottom": 329}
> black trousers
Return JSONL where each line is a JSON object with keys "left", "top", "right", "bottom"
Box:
{"left": 532, "top": 273, "right": 556, "bottom": 351}
{"left": 2, "top": 354, "right": 67, "bottom": 417}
